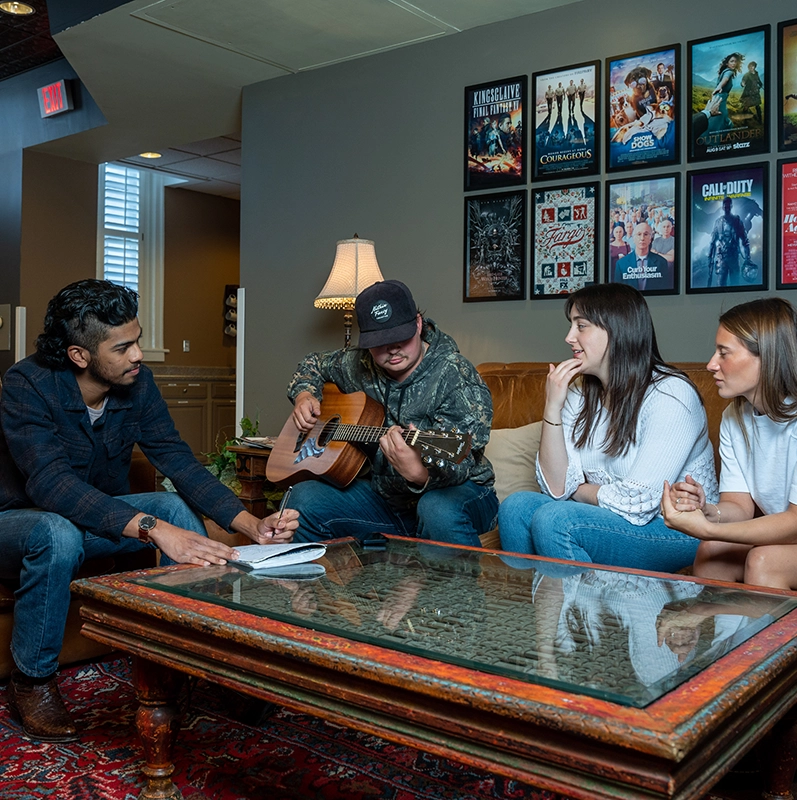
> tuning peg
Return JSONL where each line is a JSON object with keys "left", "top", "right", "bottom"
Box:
{"left": 436, "top": 459, "right": 445, "bottom": 468}
{"left": 423, "top": 456, "right": 433, "bottom": 465}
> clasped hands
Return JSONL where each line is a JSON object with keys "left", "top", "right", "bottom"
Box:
{"left": 661, "top": 475, "right": 716, "bottom": 539}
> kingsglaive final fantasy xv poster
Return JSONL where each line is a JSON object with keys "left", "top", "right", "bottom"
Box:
{"left": 464, "top": 76, "right": 526, "bottom": 191}
{"left": 532, "top": 61, "right": 599, "bottom": 180}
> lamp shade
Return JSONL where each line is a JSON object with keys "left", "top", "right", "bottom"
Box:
{"left": 314, "top": 236, "right": 384, "bottom": 310}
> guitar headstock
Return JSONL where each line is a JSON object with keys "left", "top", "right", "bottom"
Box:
{"left": 410, "top": 430, "right": 472, "bottom": 466}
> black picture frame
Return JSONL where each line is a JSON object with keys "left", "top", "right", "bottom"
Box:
{"left": 531, "top": 60, "right": 600, "bottom": 181}
{"left": 531, "top": 183, "right": 599, "bottom": 298}
{"left": 464, "top": 76, "right": 527, "bottom": 191}
{"left": 605, "top": 174, "right": 679, "bottom": 296}
{"left": 777, "top": 158, "right": 797, "bottom": 289}
{"left": 606, "top": 45, "right": 679, "bottom": 172}
{"left": 687, "top": 26, "right": 770, "bottom": 163}
{"left": 778, "top": 19, "right": 797, "bottom": 152}
{"left": 464, "top": 190, "right": 527, "bottom": 302}
{"left": 686, "top": 162, "right": 768, "bottom": 294}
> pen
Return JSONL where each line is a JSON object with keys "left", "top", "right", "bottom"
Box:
{"left": 277, "top": 485, "right": 293, "bottom": 524}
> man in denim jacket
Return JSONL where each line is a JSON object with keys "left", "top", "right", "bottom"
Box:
{"left": 0, "top": 280, "right": 298, "bottom": 743}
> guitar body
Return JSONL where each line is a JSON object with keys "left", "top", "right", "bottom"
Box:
{"left": 266, "top": 384, "right": 384, "bottom": 489}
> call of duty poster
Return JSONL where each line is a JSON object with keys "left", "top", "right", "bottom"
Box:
{"left": 779, "top": 19, "right": 797, "bottom": 151}
{"left": 532, "top": 183, "right": 598, "bottom": 297}
{"left": 531, "top": 61, "right": 599, "bottom": 181}
{"left": 464, "top": 76, "right": 527, "bottom": 192}
{"left": 606, "top": 175, "right": 679, "bottom": 295}
{"left": 687, "top": 163, "right": 768, "bottom": 294}
{"left": 464, "top": 191, "right": 526, "bottom": 302}
{"left": 778, "top": 160, "right": 797, "bottom": 289}
{"left": 688, "top": 26, "right": 769, "bottom": 162}
{"left": 607, "top": 46, "right": 679, "bottom": 172}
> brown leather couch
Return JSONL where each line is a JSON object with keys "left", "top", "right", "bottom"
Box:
{"left": 476, "top": 362, "right": 729, "bottom": 549}
{"left": 0, "top": 450, "right": 158, "bottom": 679}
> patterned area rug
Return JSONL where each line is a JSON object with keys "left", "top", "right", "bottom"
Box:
{"left": 0, "top": 657, "right": 565, "bottom": 800}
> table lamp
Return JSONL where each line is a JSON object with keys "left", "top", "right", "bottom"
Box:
{"left": 314, "top": 234, "right": 384, "bottom": 348}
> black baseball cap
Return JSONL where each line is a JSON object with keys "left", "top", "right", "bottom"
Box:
{"left": 355, "top": 280, "right": 418, "bottom": 348}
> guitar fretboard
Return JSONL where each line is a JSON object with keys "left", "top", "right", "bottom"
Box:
{"left": 329, "top": 424, "right": 421, "bottom": 446}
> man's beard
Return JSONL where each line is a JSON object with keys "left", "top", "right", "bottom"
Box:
{"left": 87, "top": 359, "right": 138, "bottom": 389}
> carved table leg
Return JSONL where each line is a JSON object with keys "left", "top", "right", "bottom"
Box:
{"left": 131, "top": 657, "right": 185, "bottom": 800}
{"left": 763, "top": 709, "right": 797, "bottom": 800}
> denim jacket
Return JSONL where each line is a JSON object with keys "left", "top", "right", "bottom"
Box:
{"left": 0, "top": 357, "right": 244, "bottom": 540}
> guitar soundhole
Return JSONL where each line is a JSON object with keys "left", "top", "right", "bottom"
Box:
{"left": 318, "top": 416, "right": 340, "bottom": 447}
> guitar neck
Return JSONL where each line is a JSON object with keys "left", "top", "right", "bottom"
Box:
{"left": 330, "top": 424, "right": 416, "bottom": 446}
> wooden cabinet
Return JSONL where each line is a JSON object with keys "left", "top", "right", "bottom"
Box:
{"left": 156, "top": 377, "right": 236, "bottom": 462}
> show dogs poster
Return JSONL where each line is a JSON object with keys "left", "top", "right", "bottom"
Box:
{"left": 687, "top": 164, "right": 768, "bottom": 293}
{"left": 607, "top": 46, "right": 679, "bottom": 171}
{"left": 778, "top": 160, "right": 797, "bottom": 289}
{"left": 532, "top": 184, "right": 598, "bottom": 297}
{"left": 688, "top": 27, "right": 769, "bottom": 162}
{"left": 532, "top": 61, "right": 599, "bottom": 180}
{"left": 464, "top": 191, "right": 526, "bottom": 302}
{"left": 606, "top": 175, "right": 678, "bottom": 295}
{"left": 779, "top": 20, "right": 797, "bottom": 151}
{"left": 465, "top": 76, "right": 526, "bottom": 191}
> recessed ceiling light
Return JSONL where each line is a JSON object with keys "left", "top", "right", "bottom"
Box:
{"left": 0, "top": 2, "right": 36, "bottom": 15}
{"left": 138, "top": 152, "right": 163, "bottom": 159}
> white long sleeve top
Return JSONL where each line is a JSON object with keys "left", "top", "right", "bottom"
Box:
{"left": 537, "top": 374, "right": 718, "bottom": 525}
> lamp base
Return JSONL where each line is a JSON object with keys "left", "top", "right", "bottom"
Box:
{"left": 343, "top": 309, "right": 353, "bottom": 349}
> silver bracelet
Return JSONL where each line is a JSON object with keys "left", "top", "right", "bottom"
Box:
{"left": 709, "top": 503, "right": 721, "bottom": 523}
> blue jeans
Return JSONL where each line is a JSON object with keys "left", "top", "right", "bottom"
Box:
{"left": 498, "top": 492, "right": 699, "bottom": 573}
{"left": 0, "top": 492, "right": 207, "bottom": 678}
{"left": 290, "top": 478, "right": 498, "bottom": 548}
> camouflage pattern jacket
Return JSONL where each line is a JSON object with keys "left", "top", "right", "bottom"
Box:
{"left": 287, "top": 319, "right": 494, "bottom": 511}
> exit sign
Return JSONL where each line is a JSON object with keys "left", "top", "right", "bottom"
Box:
{"left": 37, "top": 79, "right": 73, "bottom": 118}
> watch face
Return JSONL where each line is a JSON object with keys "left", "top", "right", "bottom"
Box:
{"left": 139, "top": 515, "right": 157, "bottom": 531}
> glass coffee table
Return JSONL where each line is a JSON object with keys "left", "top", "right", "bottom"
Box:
{"left": 72, "top": 536, "right": 797, "bottom": 800}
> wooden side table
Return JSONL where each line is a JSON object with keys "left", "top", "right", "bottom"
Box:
{"left": 226, "top": 444, "right": 273, "bottom": 518}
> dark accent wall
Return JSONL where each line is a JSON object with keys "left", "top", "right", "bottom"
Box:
{"left": 240, "top": 0, "right": 795, "bottom": 433}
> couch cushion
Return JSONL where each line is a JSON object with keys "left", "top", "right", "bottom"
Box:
{"left": 485, "top": 421, "right": 543, "bottom": 503}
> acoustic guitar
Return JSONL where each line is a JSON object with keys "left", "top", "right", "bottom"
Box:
{"left": 266, "top": 384, "right": 472, "bottom": 488}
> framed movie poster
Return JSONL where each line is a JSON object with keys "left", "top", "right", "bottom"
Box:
{"left": 777, "top": 159, "right": 797, "bottom": 289}
{"left": 606, "top": 45, "right": 679, "bottom": 172}
{"left": 686, "top": 163, "right": 768, "bottom": 294}
{"left": 464, "top": 190, "right": 526, "bottom": 302}
{"left": 531, "top": 61, "right": 600, "bottom": 181}
{"left": 605, "top": 174, "right": 679, "bottom": 295}
{"left": 531, "top": 183, "right": 599, "bottom": 297}
{"left": 687, "top": 26, "right": 769, "bottom": 162}
{"left": 778, "top": 19, "right": 797, "bottom": 151}
{"left": 464, "top": 76, "right": 527, "bottom": 191}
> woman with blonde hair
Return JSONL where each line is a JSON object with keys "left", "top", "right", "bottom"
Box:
{"left": 662, "top": 297, "right": 797, "bottom": 589}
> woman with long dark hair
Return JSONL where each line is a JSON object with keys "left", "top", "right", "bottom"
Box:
{"left": 662, "top": 298, "right": 797, "bottom": 590}
{"left": 499, "top": 283, "right": 717, "bottom": 571}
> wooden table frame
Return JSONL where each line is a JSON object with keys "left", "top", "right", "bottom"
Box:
{"left": 73, "top": 563, "right": 797, "bottom": 800}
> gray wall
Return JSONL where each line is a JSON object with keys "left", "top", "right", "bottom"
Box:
{"left": 240, "top": 0, "right": 794, "bottom": 432}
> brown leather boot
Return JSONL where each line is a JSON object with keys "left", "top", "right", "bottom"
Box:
{"left": 7, "top": 670, "right": 79, "bottom": 742}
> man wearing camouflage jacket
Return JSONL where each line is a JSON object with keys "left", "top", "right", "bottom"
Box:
{"left": 287, "top": 280, "right": 497, "bottom": 546}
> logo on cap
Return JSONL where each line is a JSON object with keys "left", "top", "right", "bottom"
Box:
{"left": 371, "top": 301, "right": 392, "bottom": 324}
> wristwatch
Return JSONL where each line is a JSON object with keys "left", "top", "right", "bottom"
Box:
{"left": 137, "top": 514, "right": 158, "bottom": 543}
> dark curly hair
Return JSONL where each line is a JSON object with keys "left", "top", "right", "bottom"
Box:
{"left": 35, "top": 279, "right": 139, "bottom": 369}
